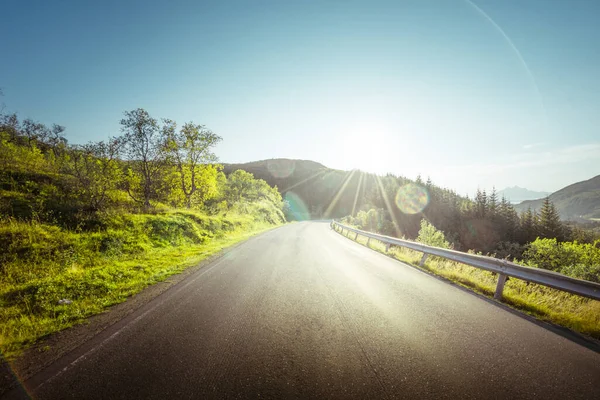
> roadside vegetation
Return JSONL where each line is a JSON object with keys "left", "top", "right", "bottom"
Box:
{"left": 335, "top": 219, "right": 600, "bottom": 339}
{"left": 0, "top": 106, "right": 285, "bottom": 358}
{"left": 343, "top": 202, "right": 600, "bottom": 283}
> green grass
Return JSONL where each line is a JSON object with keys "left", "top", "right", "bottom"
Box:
{"left": 0, "top": 211, "right": 280, "bottom": 359}
{"left": 335, "top": 227, "right": 600, "bottom": 339}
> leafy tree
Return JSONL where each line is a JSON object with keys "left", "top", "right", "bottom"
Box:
{"left": 223, "top": 169, "right": 282, "bottom": 207}
{"left": 166, "top": 122, "right": 222, "bottom": 208}
{"left": 0, "top": 112, "right": 20, "bottom": 143}
{"left": 68, "top": 138, "right": 123, "bottom": 210}
{"left": 120, "top": 109, "right": 170, "bottom": 208}
{"left": 224, "top": 170, "right": 256, "bottom": 204}
{"left": 48, "top": 124, "right": 67, "bottom": 153}
{"left": 21, "top": 118, "right": 50, "bottom": 150}
{"left": 417, "top": 219, "right": 451, "bottom": 249}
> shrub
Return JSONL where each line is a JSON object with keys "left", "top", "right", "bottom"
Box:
{"left": 416, "top": 219, "right": 451, "bottom": 249}
{"left": 522, "top": 238, "right": 600, "bottom": 282}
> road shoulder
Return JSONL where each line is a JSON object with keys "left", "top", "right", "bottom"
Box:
{"left": 0, "top": 227, "right": 280, "bottom": 397}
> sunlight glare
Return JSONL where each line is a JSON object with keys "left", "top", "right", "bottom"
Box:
{"left": 284, "top": 191, "right": 310, "bottom": 220}
{"left": 395, "top": 183, "right": 429, "bottom": 214}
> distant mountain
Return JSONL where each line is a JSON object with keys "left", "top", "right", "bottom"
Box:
{"left": 514, "top": 175, "right": 600, "bottom": 221}
{"left": 497, "top": 186, "right": 550, "bottom": 203}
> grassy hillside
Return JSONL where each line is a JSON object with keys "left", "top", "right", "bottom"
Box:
{"left": 515, "top": 175, "right": 600, "bottom": 220}
{"left": 1, "top": 209, "right": 278, "bottom": 359}
{"left": 0, "top": 108, "right": 286, "bottom": 358}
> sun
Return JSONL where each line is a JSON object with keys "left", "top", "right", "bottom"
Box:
{"left": 340, "top": 124, "right": 392, "bottom": 174}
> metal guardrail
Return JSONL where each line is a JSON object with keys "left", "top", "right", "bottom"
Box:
{"left": 331, "top": 221, "right": 600, "bottom": 301}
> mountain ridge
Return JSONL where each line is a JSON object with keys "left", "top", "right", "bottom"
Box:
{"left": 497, "top": 186, "right": 550, "bottom": 203}
{"left": 514, "top": 175, "right": 600, "bottom": 220}
{"left": 222, "top": 159, "right": 600, "bottom": 222}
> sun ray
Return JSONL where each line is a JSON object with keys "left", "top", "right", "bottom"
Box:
{"left": 324, "top": 169, "right": 357, "bottom": 218}
{"left": 281, "top": 169, "right": 326, "bottom": 192}
{"left": 351, "top": 171, "right": 364, "bottom": 217}
{"left": 375, "top": 174, "right": 403, "bottom": 238}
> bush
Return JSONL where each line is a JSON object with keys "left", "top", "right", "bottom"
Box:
{"left": 416, "top": 219, "right": 451, "bottom": 249}
{"left": 522, "top": 238, "right": 600, "bottom": 282}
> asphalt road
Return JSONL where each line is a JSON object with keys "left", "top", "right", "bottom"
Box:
{"left": 5, "top": 221, "right": 600, "bottom": 399}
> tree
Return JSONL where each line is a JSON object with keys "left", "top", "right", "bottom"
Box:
{"left": 539, "top": 197, "right": 563, "bottom": 240}
{"left": 120, "top": 109, "right": 170, "bottom": 208}
{"left": 474, "top": 189, "right": 487, "bottom": 218}
{"left": 519, "top": 207, "right": 540, "bottom": 243}
{"left": 0, "top": 113, "right": 20, "bottom": 143}
{"left": 21, "top": 118, "right": 50, "bottom": 150}
{"left": 498, "top": 196, "right": 519, "bottom": 242}
{"left": 488, "top": 187, "right": 498, "bottom": 216}
{"left": 223, "top": 169, "right": 282, "bottom": 207}
{"left": 48, "top": 124, "right": 67, "bottom": 153}
{"left": 417, "top": 219, "right": 451, "bottom": 249}
{"left": 68, "top": 138, "right": 123, "bottom": 210}
{"left": 166, "top": 122, "right": 222, "bottom": 208}
{"left": 224, "top": 170, "right": 256, "bottom": 204}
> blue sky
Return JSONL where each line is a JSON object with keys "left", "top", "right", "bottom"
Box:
{"left": 2, "top": 0, "right": 599, "bottom": 195}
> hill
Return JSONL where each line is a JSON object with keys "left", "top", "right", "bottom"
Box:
{"left": 514, "top": 175, "right": 600, "bottom": 220}
{"left": 498, "top": 186, "right": 550, "bottom": 203}
{"left": 223, "top": 159, "right": 352, "bottom": 219}
{"left": 0, "top": 107, "right": 286, "bottom": 358}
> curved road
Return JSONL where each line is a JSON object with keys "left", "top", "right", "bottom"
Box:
{"left": 6, "top": 222, "right": 600, "bottom": 399}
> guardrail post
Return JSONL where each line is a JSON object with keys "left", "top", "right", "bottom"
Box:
{"left": 385, "top": 243, "right": 391, "bottom": 252}
{"left": 354, "top": 232, "right": 359, "bottom": 240}
{"left": 494, "top": 273, "right": 507, "bottom": 300}
{"left": 366, "top": 237, "right": 370, "bottom": 246}
{"left": 419, "top": 253, "right": 428, "bottom": 267}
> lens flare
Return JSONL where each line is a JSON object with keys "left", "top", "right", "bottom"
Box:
{"left": 395, "top": 183, "right": 430, "bottom": 214}
{"left": 267, "top": 159, "right": 295, "bottom": 179}
{"left": 284, "top": 191, "right": 310, "bottom": 220}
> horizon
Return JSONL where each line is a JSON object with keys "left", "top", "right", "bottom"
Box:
{"left": 2, "top": 0, "right": 599, "bottom": 195}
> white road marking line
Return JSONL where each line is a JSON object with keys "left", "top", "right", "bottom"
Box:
{"left": 33, "top": 256, "right": 230, "bottom": 390}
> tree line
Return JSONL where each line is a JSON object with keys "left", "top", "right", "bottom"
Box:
{"left": 341, "top": 173, "right": 599, "bottom": 258}
{"left": 0, "top": 106, "right": 284, "bottom": 227}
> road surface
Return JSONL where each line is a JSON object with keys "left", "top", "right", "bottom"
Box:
{"left": 5, "top": 221, "right": 600, "bottom": 399}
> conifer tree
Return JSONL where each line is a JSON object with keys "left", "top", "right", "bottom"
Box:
{"left": 488, "top": 187, "right": 498, "bottom": 216}
{"left": 475, "top": 189, "right": 487, "bottom": 218}
{"left": 539, "top": 197, "right": 563, "bottom": 240}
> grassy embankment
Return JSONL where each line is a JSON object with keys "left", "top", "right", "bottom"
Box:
{"left": 0, "top": 108, "right": 289, "bottom": 360}
{"left": 334, "top": 226, "right": 600, "bottom": 339}
{"left": 0, "top": 209, "right": 280, "bottom": 360}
